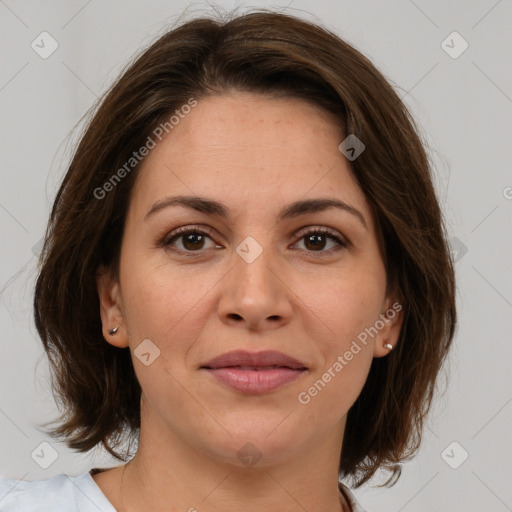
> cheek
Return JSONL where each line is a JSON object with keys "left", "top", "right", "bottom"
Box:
{"left": 119, "top": 256, "right": 222, "bottom": 358}
{"left": 296, "top": 283, "right": 377, "bottom": 421}
{"left": 300, "top": 263, "right": 387, "bottom": 349}
{"left": 119, "top": 267, "right": 210, "bottom": 406}
{"left": 292, "top": 261, "right": 385, "bottom": 411}
{"left": 295, "top": 318, "right": 374, "bottom": 435}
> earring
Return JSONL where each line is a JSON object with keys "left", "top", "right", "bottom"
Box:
{"left": 108, "top": 327, "right": 119, "bottom": 336}
{"left": 384, "top": 343, "right": 393, "bottom": 351}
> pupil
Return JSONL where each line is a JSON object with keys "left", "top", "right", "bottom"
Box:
{"left": 181, "top": 233, "right": 327, "bottom": 251}
{"left": 184, "top": 233, "right": 204, "bottom": 250}
{"left": 306, "top": 234, "right": 325, "bottom": 250}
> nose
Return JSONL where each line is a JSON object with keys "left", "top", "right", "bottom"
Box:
{"left": 217, "top": 243, "right": 293, "bottom": 332}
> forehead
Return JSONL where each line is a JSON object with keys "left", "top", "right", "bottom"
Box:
{"left": 130, "top": 92, "right": 372, "bottom": 223}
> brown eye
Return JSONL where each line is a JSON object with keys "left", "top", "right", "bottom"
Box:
{"left": 163, "top": 226, "right": 218, "bottom": 253}
{"left": 304, "top": 233, "right": 328, "bottom": 251}
{"left": 180, "top": 232, "right": 207, "bottom": 250}
{"left": 294, "top": 228, "right": 347, "bottom": 254}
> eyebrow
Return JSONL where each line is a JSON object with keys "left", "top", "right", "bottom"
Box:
{"left": 145, "top": 194, "right": 368, "bottom": 229}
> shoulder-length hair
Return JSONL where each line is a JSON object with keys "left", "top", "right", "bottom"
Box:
{"left": 34, "top": 9, "right": 456, "bottom": 487}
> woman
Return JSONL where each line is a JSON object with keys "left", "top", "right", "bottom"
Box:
{"left": 0, "top": 9, "right": 456, "bottom": 512}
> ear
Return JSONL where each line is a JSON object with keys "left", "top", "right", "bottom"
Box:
{"left": 373, "top": 296, "right": 404, "bottom": 358}
{"left": 96, "top": 264, "right": 129, "bottom": 348}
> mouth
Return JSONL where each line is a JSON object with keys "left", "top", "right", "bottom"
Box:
{"left": 213, "top": 365, "right": 297, "bottom": 371}
{"left": 200, "top": 350, "right": 308, "bottom": 394}
{"left": 201, "top": 349, "right": 307, "bottom": 370}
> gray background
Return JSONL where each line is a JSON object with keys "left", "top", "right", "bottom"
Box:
{"left": 1, "top": 1, "right": 511, "bottom": 511}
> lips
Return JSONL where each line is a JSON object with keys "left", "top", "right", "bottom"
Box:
{"left": 201, "top": 350, "right": 307, "bottom": 370}
{"left": 201, "top": 350, "right": 308, "bottom": 394}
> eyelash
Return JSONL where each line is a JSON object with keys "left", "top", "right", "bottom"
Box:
{"left": 161, "top": 224, "right": 348, "bottom": 257}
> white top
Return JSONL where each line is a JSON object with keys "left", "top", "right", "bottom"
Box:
{"left": 0, "top": 471, "right": 367, "bottom": 511}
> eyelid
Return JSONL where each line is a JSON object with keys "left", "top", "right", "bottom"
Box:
{"left": 161, "top": 224, "right": 218, "bottom": 246}
{"left": 293, "top": 225, "right": 347, "bottom": 241}
{"left": 160, "top": 224, "right": 350, "bottom": 254}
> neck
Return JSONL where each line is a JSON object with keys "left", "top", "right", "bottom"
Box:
{"left": 116, "top": 405, "right": 350, "bottom": 512}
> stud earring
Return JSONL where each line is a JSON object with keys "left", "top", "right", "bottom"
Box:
{"left": 108, "top": 327, "right": 119, "bottom": 336}
{"left": 384, "top": 343, "right": 393, "bottom": 351}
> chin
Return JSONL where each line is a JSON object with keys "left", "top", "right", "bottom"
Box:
{"left": 192, "top": 418, "right": 305, "bottom": 469}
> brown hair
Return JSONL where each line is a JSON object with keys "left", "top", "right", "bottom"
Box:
{"left": 34, "top": 9, "right": 456, "bottom": 487}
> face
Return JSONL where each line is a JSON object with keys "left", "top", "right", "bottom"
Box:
{"left": 98, "top": 91, "right": 402, "bottom": 467}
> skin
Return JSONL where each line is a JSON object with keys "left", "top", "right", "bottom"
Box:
{"left": 95, "top": 91, "right": 403, "bottom": 512}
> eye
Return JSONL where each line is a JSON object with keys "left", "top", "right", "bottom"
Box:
{"left": 161, "top": 225, "right": 348, "bottom": 256}
{"left": 292, "top": 227, "right": 348, "bottom": 254}
{"left": 162, "top": 225, "right": 221, "bottom": 253}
